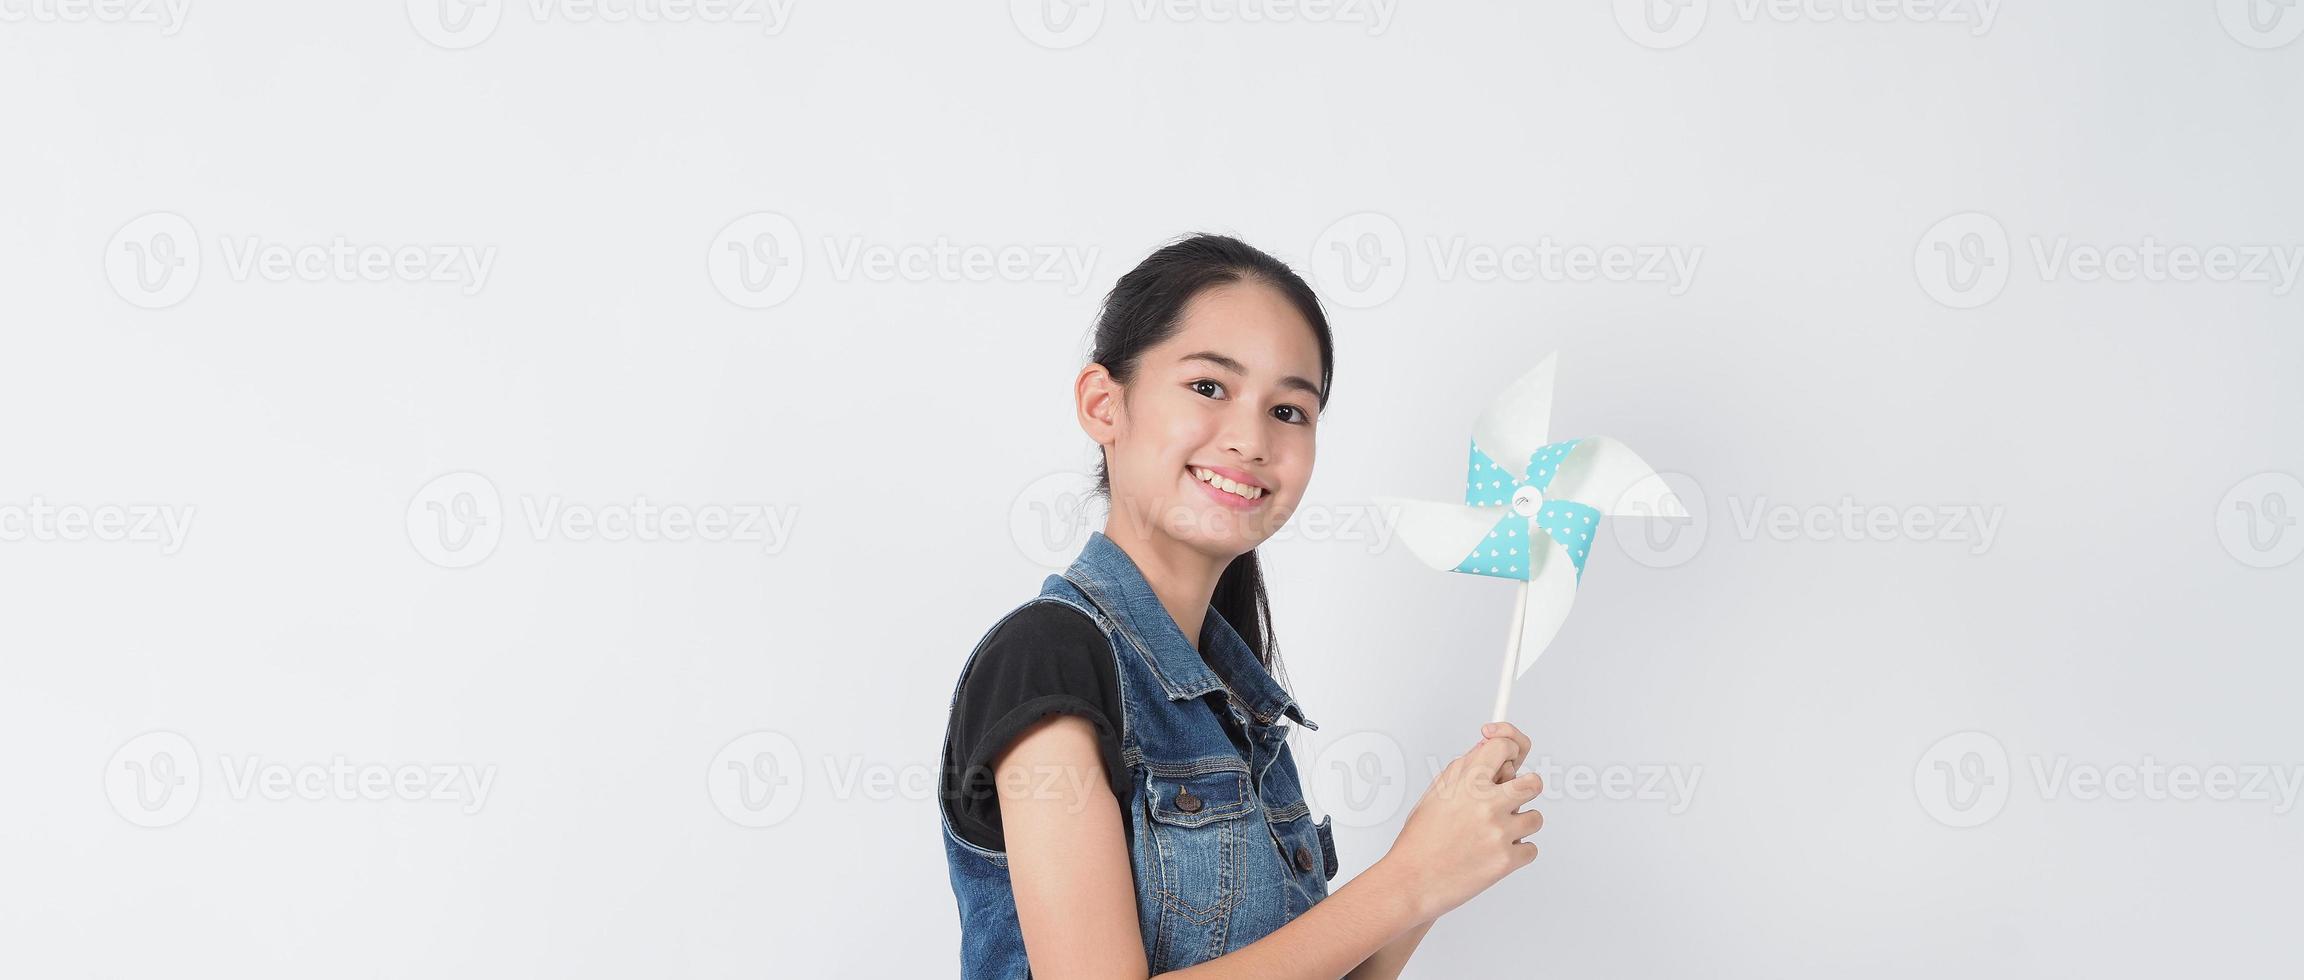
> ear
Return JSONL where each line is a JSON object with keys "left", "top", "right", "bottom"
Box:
{"left": 1076, "top": 362, "right": 1122, "bottom": 449}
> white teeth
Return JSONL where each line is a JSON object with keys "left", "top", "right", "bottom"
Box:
{"left": 1192, "top": 467, "right": 1263, "bottom": 501}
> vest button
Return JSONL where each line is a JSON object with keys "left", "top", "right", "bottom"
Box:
{"left": 1175, "top": 789, "right": 1202, "bottom": 813}
{"left": 1294, "top": 844, "right": 1317, "bottom": 873}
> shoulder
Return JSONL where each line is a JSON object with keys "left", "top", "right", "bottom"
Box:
{"left": 981, "top": 599, "right": 1105, "bottom": 655}
{"left": 951, "top": 598, "right": 1126, "bottom": 780}
{"left": 964, "top": 599, "right": 1113, "bottom": 694}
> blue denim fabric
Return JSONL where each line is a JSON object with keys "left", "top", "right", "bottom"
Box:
{"left": 941, "top": 531, "right": 1339, "bottom": 977}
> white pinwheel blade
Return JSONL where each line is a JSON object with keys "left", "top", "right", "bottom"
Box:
{"left": 1546, "top": 436, "right": 1686, "bottom": 519}
{"left": 1467, "top": 353, "right": 1557, "bottom": 485}
{"left": 1514, "top": 534, "right": 1581, "bottom": 677}
{"left": 1373, "top": 495, "right": 1500, "bottom": 572}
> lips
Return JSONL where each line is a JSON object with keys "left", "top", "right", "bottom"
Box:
{"left": 1189, "top": 465, "right": 1267, "bottom": 508}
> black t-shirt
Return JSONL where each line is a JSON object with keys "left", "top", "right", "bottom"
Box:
{"left": 942, "top": 602, "right": 1129, "bottom": 852}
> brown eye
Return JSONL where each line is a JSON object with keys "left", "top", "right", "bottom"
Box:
{"left": 1273, "top": 405, "right": 1310, "bottom": 425}
{"left": 1190, "top": 379, "right": 1224, "bottom": 398}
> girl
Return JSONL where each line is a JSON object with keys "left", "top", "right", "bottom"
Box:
{"left": 938, "top": 234, "right": 1545, "bottom": 978}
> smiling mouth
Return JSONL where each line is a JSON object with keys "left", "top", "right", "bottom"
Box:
{"left": 1189, "top": 466, "right": 1266, "bottom": 502}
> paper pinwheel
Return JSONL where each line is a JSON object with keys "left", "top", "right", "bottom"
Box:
{"left": 1374, "top": 353, "right": 1684, "bottom": 722}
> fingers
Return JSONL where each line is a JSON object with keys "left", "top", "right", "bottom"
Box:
{"left": 1511, "top": 840, "right": 1540, "bottom": 870}
{"left": 1465, "top": 734, "right": 1520, "bottom": 784}
{"left": 1510, "top": 805, "right": 1545, "bottom": 840}
{"left": 1481, "top": 722, "right": 1532, "bottom": 782}
{"left": 1506, "top": 769, "right": 1545, "bottom": 804}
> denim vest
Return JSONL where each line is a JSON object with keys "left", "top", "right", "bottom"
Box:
{"left": 941, "top": 531, "right": 1339, "bottom": 977}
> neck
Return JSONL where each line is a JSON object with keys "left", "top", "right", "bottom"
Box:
{"left": 1102, "top": 520, "right": 1230, "bottom": 653}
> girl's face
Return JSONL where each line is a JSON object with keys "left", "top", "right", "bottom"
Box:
{"left": 1085, "top": 280, "right": 1324, "bottom": 560}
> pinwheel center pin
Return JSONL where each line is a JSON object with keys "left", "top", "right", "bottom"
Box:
{"left": 1509, "top": 485, "right": 1544, "bottom": 517}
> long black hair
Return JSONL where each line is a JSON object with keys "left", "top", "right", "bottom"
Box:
{"left": 1086, "top": 233, "right": 1336, "bottom": 688}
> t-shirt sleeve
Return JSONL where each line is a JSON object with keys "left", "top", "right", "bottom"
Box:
{"left": 943, "top": 601, "right": 1128, "bottom": 853}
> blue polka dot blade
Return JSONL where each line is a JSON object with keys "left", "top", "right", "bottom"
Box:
{"left": 1370, "top": 353, "right": 1686, "bottom": 723}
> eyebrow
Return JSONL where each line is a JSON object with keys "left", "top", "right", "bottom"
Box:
{"left": 1178, "top": 350, "right": 1324, "bottom": 402}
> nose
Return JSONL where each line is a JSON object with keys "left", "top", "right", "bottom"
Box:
{"left": 1222, "top": 404, "right": 1267, "bottom": 465}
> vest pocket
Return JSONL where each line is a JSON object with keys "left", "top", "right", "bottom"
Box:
{"left": 1143, "top": 761, "right": 1254, "bottom": 921}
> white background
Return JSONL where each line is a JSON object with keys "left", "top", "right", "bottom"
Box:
{"left": 4, "top": 1, "right": 2300, "bottom": 976}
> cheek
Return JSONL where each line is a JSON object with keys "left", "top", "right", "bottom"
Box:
{"left": 1144, "top": 409, "right": 1216, "bottom": 467}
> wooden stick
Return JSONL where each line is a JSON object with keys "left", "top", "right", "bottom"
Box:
{"left": 1490, "top": 580, "right": 1527, "bottom": 724}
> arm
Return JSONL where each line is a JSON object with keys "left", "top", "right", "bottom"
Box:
{"left": 1341, "top": 722, "right": 1533, "bottom": 979}
{"left": 998, "top": 714, "right": 1437, "bottom": 979}
{"left": 1344, "top": 919, "right": 1435, "bottom": 980}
